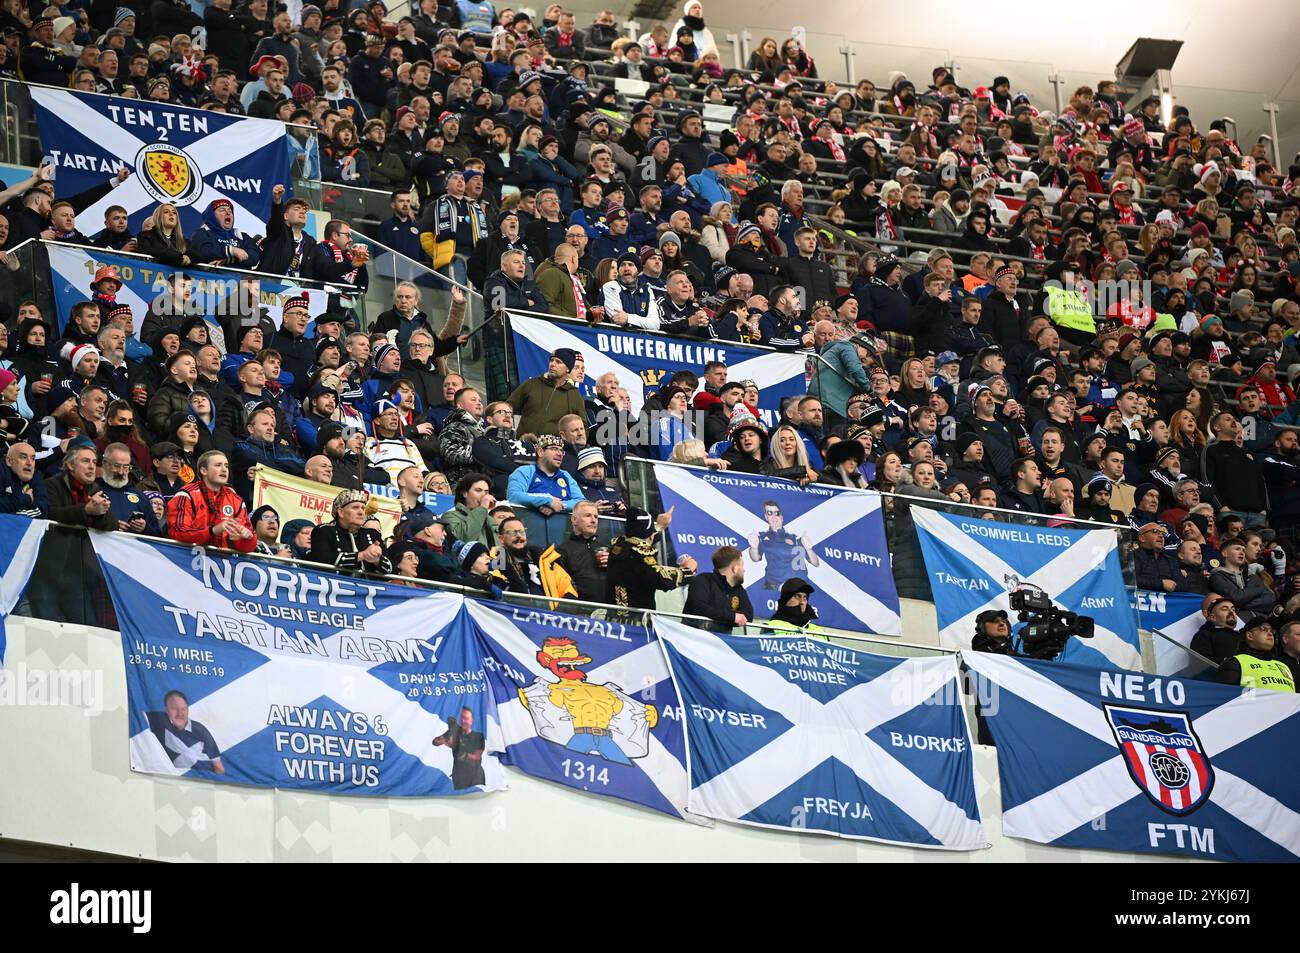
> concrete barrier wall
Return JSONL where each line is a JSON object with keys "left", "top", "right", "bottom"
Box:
{"left": 0, "top": 616, "right": 1192, "bottom": 863}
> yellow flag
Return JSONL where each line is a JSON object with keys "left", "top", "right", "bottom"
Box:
{"left": 251, "top": 466, "right": 407, "bottom": 538}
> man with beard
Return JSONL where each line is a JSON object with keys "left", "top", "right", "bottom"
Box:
{"left": 490, "top": 514, "right": 577, "bottom": 599}
{"left": 1261, "top": 428, "right": 1300, "bottom": 536}
{"left": 506, "top": 348, "right": 586, "bottom": 438}
{"left": 96, "top": 442, "right": 162, "bottom": 535}
{"left": 319, "top": 422, "right": 391, "bottom": 488}
{"left": 310, "top": 488, "right": 392, "bottom": 576}
{"left": 684, "top": 545, "right": 753, "bottom": 632}
{"left": 471, "top": 401, "right": 533, "bottom": 497}
{"left": 93, "top": 325, "right": 134, "bottom": 403}
{"left": 35, "top": 385, "right": 82, "bottom": 475}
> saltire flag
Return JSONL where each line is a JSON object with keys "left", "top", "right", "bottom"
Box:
{"left": 655, "top": 617, "right": 986, "bottom": 848}
{"left": 509, "top": 312, "right": 807, "bottom": 427}
{"left": 964, "top": 651, "right": 1300, "bottom": 862}
{"left": 0, "top": 515, "right": 50, "bottom": 664}
{"left": 468, "top": 600, "right": 698, "bottom": 820}
{"left": 93, "top": 532, "right": 506, "bottom": 796}
{"left": 1134, "top": 589, "right": 1223, "bottom": 677}
{"left": 48, "top": 244, "right": 330, "bottom": 335}
{"left": 913, "top": 507, "right": 1140, "bottom": 670}
{"left": 651, "top": 462, "right": 900, "bottom": 635}
{"left": 30, "top": 87, "right": 290, "bottom": 234}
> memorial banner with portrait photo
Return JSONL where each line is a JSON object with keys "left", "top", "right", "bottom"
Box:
{"left": 30, "top": 86, "right": 289, "bottom": 234}
{"left": 509, "top": 312, "right": 807, "bottom": 426}
{"left": 48, "top": 244, "right": 330, "bottom": 335}
{"left": 913, "top": 507, "right": 1141, "bottom": 671}
{"left": 92, "top": 532, "right": 505, "bottom": 797}
{"left": 650, "top": 462, "right": 900, "bottom": 635}
{"left": 469, "top": 600, "right": 696, "bottom": 820}
{"left": 655, "top": 617, "right": 986, "bottom": 848}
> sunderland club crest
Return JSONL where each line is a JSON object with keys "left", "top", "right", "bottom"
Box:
{"left": 1104, "top": 704, "right": 1214, "bottom": 815}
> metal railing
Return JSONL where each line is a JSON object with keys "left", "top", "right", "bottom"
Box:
{"left": 622, "top": 455, "right": 1141, "bottom": 607}
{"left": 11, "top": 521, "right": 949, "bottom": 660}
{"left": 14, "top": 237, "right": 369, "bottom": 329}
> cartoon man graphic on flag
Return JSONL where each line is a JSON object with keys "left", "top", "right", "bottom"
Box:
{"left": 517, "top": 636, "right": 658, "bottom": 765}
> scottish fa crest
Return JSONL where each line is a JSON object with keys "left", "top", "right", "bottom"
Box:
{"left": 1104, "top": 704, "right": 1214, "bottom": 815}
{"left": 136, "top": 142, "right": 203, "bottom": 206}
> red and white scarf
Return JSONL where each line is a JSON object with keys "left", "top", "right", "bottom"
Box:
{"left": 818, "top": 134, "right": 845, "bottom": 163}
{"left": 321, "top": 240, "right": 362, "bottom": 284}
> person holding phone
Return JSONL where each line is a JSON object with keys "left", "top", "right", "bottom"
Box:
{"left": 94, "top": 442, "right": 163, "bottom": 537}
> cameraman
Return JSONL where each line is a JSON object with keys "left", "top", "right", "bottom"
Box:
{"left": 967, "top": 608, "right": 1014, "bottom": 746}
{"left": 971, "top": 608, "right": 1015, "bottom": 655}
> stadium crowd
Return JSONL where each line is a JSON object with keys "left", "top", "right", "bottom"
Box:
{"left": 3, "top": 0, "right": 1300, "bottom": 685}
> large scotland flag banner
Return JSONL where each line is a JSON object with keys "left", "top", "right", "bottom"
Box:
{"left": 468, "top": 600, "right": 695, "bottom": 820}
{"left": 509, "top": 312, "right": 807, "bottom": 426}
{"left": 655, "top": 617, "right": 986, "bottom": 848}
{"left": 0, "top": 514, "right": 49, "bottom": 664}
{"left": 48, "top": 244, "right": 329, "bottom": 335}
{"left": 93, "top": 533, "right": 505, "bottom": 797}
{"left": 652, "top": 463, "right": 900, "bottom": 635}
{"left": 913, "top": 507, "right": 1140, "bottom": 670}
{"left": 30, "top": 88, "right": 290, "bottom": 234}
{"left": 964, "top": 652, "right": 1300, "bottom": 862}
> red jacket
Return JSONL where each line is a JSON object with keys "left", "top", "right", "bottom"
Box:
{"left": 167, "top": 481, "right": 256, "bottom": 552}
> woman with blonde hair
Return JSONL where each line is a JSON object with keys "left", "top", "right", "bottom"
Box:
{"left": 700, "top": 200, "right": 733, "bottom": 263}
{"left": 136, "top": 203, "right": 191, "bottom": 267}
{"left": 1136, "top": 222, "right": 1161, "bottom": 256}
{"left": 1233, "top": 230, "right": 1260, "bottom": 262}
{"left": 1110, "top": 159, "right": 1143, "bottom": 197}
{"left": 894, "top": 357, "right": 932, "bottom": 409}
{"left": 668, "top": 437, "right": 729, "bottom": 469}
{"left": 763, "top": 423, "right": 816, "bottom": 484}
